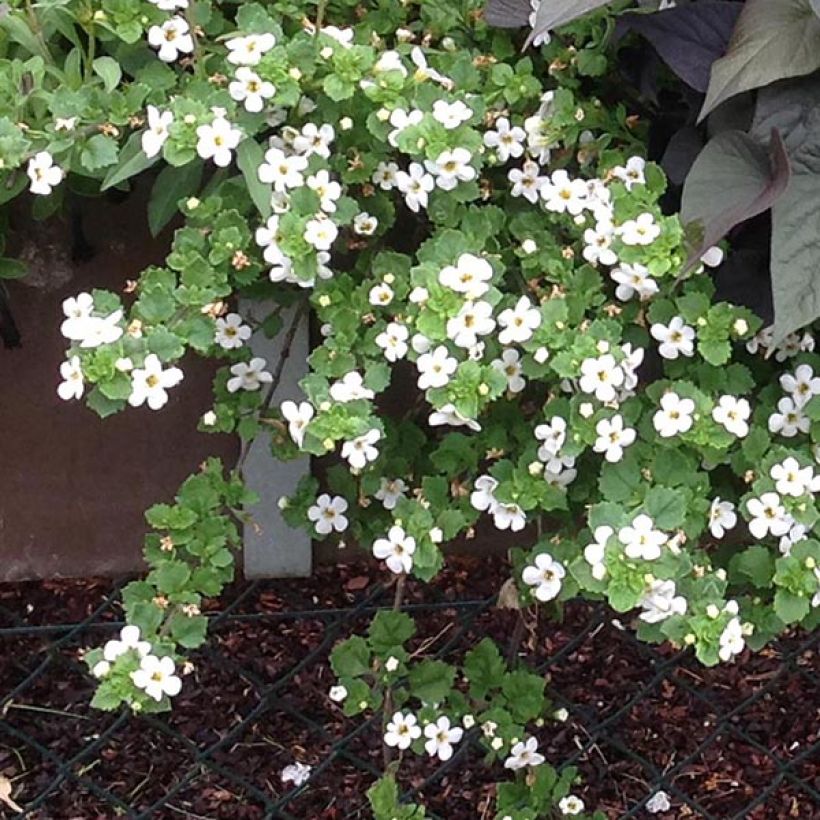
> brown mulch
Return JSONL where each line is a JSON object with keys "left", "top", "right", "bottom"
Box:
{"left": 0, "top": 557, "right": 818, "bottom": 820}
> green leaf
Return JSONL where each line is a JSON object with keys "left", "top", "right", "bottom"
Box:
{"left": 598, "top": 452, "right": 641, "bottom": 503}
{"left": 774, "top": 588, "right": 810, "bottom": 624}
{"left": 148, "top": 161, "right": 203, "bottom": 237}
{"left": 501, "top": 670, "right": 546, "bottom": 722}
{"left": 80, "top": 134, "right": 119, "bottom": 172}
{"left": 700, "top": 0, "right": 820, "bottom": 121}
{"left": 90, "top": 684, "right": 123, "bottom": 711}
{"left": 368, "top": 610, "right": 415, "bottom": 656}
{"left": 150, "top": 560, "right": 191, "bottom": 593}
{"left": 169, "top": 613, "right": 208, "bottom": 648}
{"left": 236, "top": 139, "right": 272, "bottom": 219}
{"left": 643, "top": 486, "right": 687, "bottom": 529}
{"left": 330, "top": 636, "right": 371, "bottom": 677}
{"left": 86, "top": 386, "right": 125, "bottom": 418}
{"left": 463, "top": 638, "right": 506, "bottom": 699}
{"left": 102, "top": 132, "right": 158, "bottom": 190}
{"left": 729, "top": 545, "right": 775, "bottom": 588}
{"left": 0, "top": 257, "right": 26, "bottom": 279}
{"left": 407, "top": 659, "right": 455, "bottom": 705}
{"left": 92, "top": 56, "right": 122, "bottom": 92}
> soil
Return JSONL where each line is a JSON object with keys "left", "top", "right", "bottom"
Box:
{"left": 0, "top": 557, "right": 817, "bottom": 820}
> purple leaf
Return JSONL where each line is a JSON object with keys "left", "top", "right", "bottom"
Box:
{"left": 484, "top": 0, "right": 531, "bottom": 28}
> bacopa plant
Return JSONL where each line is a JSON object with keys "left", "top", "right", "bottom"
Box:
{"left": 2, "top": 0, "right": 819, "bottom": 815}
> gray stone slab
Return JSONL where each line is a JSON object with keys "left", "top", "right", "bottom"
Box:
{"left": 240, "top": 301, "right": 311, "bottom": 578}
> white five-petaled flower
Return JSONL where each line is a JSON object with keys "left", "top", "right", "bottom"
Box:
{"left": 746, "top": 492, "right": 790, "bottom": 539}
{"left": 375, "top": 478, "right": 408, "bottom": 510}
{"left": 429, "top": 403, "right": 481, "bottom": 431}
{"left": 60, "top": 292, "right": 94, "bottom": 339}
{"left": 438, "top": 253, "right": 494, "bottom": 299}
{"left": 709, "top": 498, "right": 737, "bottom": 539}
{"left": 329, "top": 684, "right": 347, "bottom": 702}
{"left": 353, "top": 212, "right": 378, "bottom": 235}
{"left": 770, "top": 457, "right": 814, "bottom": 497}
{"left": 281, "top": 400, "right": 314, "bottom": 447}
{"left": 653, "top": 392, "right": 695, "bottom": 438}
{"left": 307, "top": 493, "right": 349, "bottom": 534}
{"left": 446, "top": 300, "right": 495, "bottom": 348}
{"left": 196, "top": 116, "right": 242, "bottom": 167}
{"left": 593, "top": 414, "right": 636, "bottom": 462}
{"left": 226, "top": 357, "right": 273, "bottom": 392}
{"left": 718, "top": 616, "right": 745, "bottom": 662}
{"left": 541, "top": 169, "right": 588, "bottom": 215}
{"left": 369, "top": 283, "right": 394, "bottom": 307}
{"left": 504, "top": 737, "right": 545, "bottom": 770}
{"left": 410, "top": 46, "right": 454, "bottom": 89}
{"left": 225, "top": 32, "right": 276, "bottom": 66}
{"left": 768, "top": 396, "right": 810, "bottom": 437}
{"left": 329, "top": 371, "right": 374, "bottom": 402}
{"left": 387, "top": 107, "right": 424, "bottom": 147}
{"left": 492, "top": 502, "right": 526, "bottom": 532}
{"left": 619, "top": 212, "right": 660, "bottom": 245}
{"left": 579, "top": 354, "right": 625, "bottom": 402}
{"left": 483, "top": 117, "right": 526, "bottom": 162}
{"left": 470, "top": 475, "right": 498, "bottom": 512}
{"left": 423, "top": 716, "right": 463, "bottom": 761}
{"left": 611, "top": 263, "right": 658, "bottom": 301}
{"left": 582, "top": 220, "right": 618, "bottom": 266}
{"left": 780, "top": 363, "right": 820, "bottom": 407}
{"left": 341, "top": 428, "right": 381, "bottom": 470}
{"left": 103, "top": 625, "right": 151, "bottom": 662}
{"left": 638, "top": 579, "right": 687, "bottom": 623}
{"left": 395, "top": 162, "right": 435, "bottom": 212}
{"left": 27, "top": 151, "right": 63, "bottom": 195}
{"left": 57, "top": 356, "right": 84, "bottom": 401}
{"left": 258, "top": 147, "right": 309, "bottom": 191}
{"left": 508, "top": 159, "right": 546, "bottom": 203}
{"left": 384, "top": 711, "right": 421, "bottom": 749}
{"left": 558, "top": 795, "right": 585, "bottom": 816}
{"left": 583, "top": 525, "right": 612, "bottom": 580}
{"left": 307, "top": 169, "right": 342, "bottom": 213}
{"left": 131, "top": 654, "right": 182, "bottom": 701}
{"left": 142, "top": 106, "right": 173, "bottom": 158}
{"left": 650, "top": 316, "right": 695, "bottom": 360}
{"left": 147, "top": 16, "right": 194, "bottom": 63}
{"left": 612, "top": 156, "right": 646, "bottom": 190}
{"left": 372, "top": 525, "right": 416, "bottom": 574}
{"left": 432, "top": 99, "right": 473, "bottom": 129}
{"left": 521, "top": 552, "right": 565, "bottom": 602}
{"left": 428, "top": 147, "right": 476, "bottom": 191}
{"left": 498, "top": 296, "right": 541, "bottom": 345}
{"left": 712, "top": 395, "right": 750, "bottom": 437}
{"left": 229, "top": 66, "right": 275, "bottom": 113}
{"left": 417, "top": 345, "right": 458, "bottom": 389}
{"left": 128, "top": 354, "right": 184, "bottom": 410}
{"left": 372, "top": 161, "right": 400, "bottom": 190}
{"left": 492, "top": 349, "right": 526, "bottom": 393}
{"left": 619, "top": 514, "right": 666, "bottom": 561}
{"left": 304, "top": 216, "right": 338, "bottom": 251}
{"left": 214, "top": 313, "right": 252, "bottom": 350}
{"left": 376, "top": 322, "right": 409, "bottom": 362}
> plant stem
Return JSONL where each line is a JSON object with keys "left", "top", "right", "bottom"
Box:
{"left": 382, "top": 572, "right": 408, "bottom": 769}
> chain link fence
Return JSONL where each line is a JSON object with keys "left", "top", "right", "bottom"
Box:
{"left": 1, "top": 570, "right": 818, "bottom": 819}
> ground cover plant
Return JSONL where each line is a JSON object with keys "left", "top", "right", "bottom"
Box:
{"left": 1, "top": 0, "right": 819, "bottom": 815}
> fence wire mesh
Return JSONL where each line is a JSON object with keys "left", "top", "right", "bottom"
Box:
{"left": 0, "top": 567, "right": 817, "bottom": 819}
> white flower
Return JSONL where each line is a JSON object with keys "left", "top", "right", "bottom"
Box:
{"left": 410, "top": 46, "right": 454, "bottom": 89}
{"left": 718, "top": 616, "right": 745, "bottom": 661}
{"left": 73, "top": 309, "right": 123, "bottom": 348}
{"left": 92, "top": 660, "right": 111, "bottom": 679}
{"left": 60, "top": 292, "right": 94, "bottom": 339}
{"left": 768, "top": 396, "right": 810, "bottom": 437}
{"left": 330, "top": 371, "right": 374, "bottom": 402}
{"left": 650, "top": 316, "right": 695, "bottom": 360}
{"left": 128, "top": 354, "right": 183, "bottom": 410}
{"left": 384, "top": 711, "right": 422, "bottom": 749}
{"left": 709, "top": 498, "right": 737, "bottom": 539}
{"left": 619, "top": 212, "right": 660, "bottom": 245}
{"left": 582, "top": 220, "right": 618, "bottom": 266}
{"left": 27, "top": 151, "right": 63, "bottom": 195}
{"left": 307, "top": 169, "right": 342, "bottom": 213}
{"left": 329, "top": 685, "right": 348, "bottom": 702}
{"left": 304, "top": 216, "right": 338, "bottom": 251}
{"left": 57, "top": 356, "right": 84, "bottom": 401}
{"left": 504, "top": 737, "right": 545, "bottom": 770}
{"left": 534, "top": 416, "right": 568, "bottom": 459}
{"left": 438, "top": 253, "right": 493, "bottom": 299}
{"left": 375, "top": 478, "right": 408, "bottom": 511}
{"left": 780, "top": 363, "right": 820, "bottom": 407}
{"left": 770, "top": 457, "right": 813, "bottom": 498}
{"left": 541, "top": 169, "right": 587, "bottom": 215}
{"left": 281, "top": 400, "right": 314, "bottom": 447}
{"left": 746, "top": 492, "right": 790, "bottom": 539}
{"left": 385, "top": 656, "right": 400, "bottom": 672}
{"left": 103, "top": 625, "right": 151, "bottom": 662}
{"left": 417, "top": 345, "right": 458, "bottom": 389}
{"left": 429, "top": 403, "right": 481, "bottom": 431}
{"left": 498, "top": 296, "right": 541, "bottom": 345}
{"left": 492, "top": 502, "right": 526, "bottom": 532}
{"left": 396, "top": 162, "right": 435, "bottom": 212}
{"left": 341, "top": 428, "right": 381, "bottom": 470}
{"left": 292, "top": 123, "right": 335, "bottom": 159}
{"left": 147, "top": 16, "right": 194, "bottom": 62}
{"left": 446, "top": 300, "right": 495, "bottom": 348}
{"left": 611, "top": 263, "right": 658, "bottom": 301}
{"left": 131, "top": 654, "right": 182, "bottom": 701}
{"left": 353, "top": 212, "right": 378, "bottom": 235}
{"left": 612, "top": 156, "right": 646, "bottom": 190}
{"left": 141, "top": 106, "right": 173, "bottom": 158}
{"left": 584, "top": 525, "right": 612, "bottom": 580}
{"left": 653, "top": 392, "right": 695, "bottom": 438}
{"left": 372, "top": 525, "right": 416, "bottom": 574}
{"left": 619, "top": 514, "right": 666, "bottom": 561}
{"left": 54, "top": 116, "right": 78, "bottom": 131}
{"left": 579, "top": 354, "right": 624, "bottom": 402}
{"left": 423, "top": 716, "right": 463, "bottom": 761}
{"left": 559, "top": 795, "right": 585, "bottom": 816}
{"left": 638, "top": 579, "right": 687, "bottom": 623}
{"left": 646, "top": 791, "right": 671, "bottom": 814}
{"left": 373, "top": 160, "right": 400, "bottom": 190}
{"left": 387, "top": 107, "right": 424, "bottom": 147}
{"left": 369, "top": 283, "right": 394, "bottom": 307}
{"left": 148, "top": 0, "right": 188, "bottom": 9}
{"left": 280, "top": 762, "right": 312, "bottom": 787}
{"left": 307, "top": 494, "right": 349, "bottom": 534}
{"left": 258, "top": 147, "right": 308, "bottom": 191}
{"left": 712, "top": 395, "right": 751, "bottom": 438}
{"left": 428, "top": 147, "right": 476, "bottom": 191}
{"left": 779, "top": 521, "right": 808, "bottom": 556}
{"left": 432, "top": 99, "right": 473, "bottom": 129}
{"left": 376, "top": 322, "right": 409, "bottom": 362}
{"left": 214, "top": 313, "right": 252, "bottom": 350}
{"left": 484, "top": 117, "right": 526, "bottom": 162}
{"left": 227, "top": 357, "right": 273, "bottom": 392}
{"left": 226, "top": 33, "right": 276, "bottom": 66}
{"left": 470, "top": 475, "right": 498, "bottom": 512}
{"left": 521, "top": 552, "right": 565, "bottom": 602}
{"left": 196, "top": 116, "right": 241, "bottom": 167}
{"left": 373, "top": 49, "right": 408, "bottom": 76}
{"left": 492, "top": 349, "right": 526, "bottom": 393}
{"left": 508, "top": 160, "right": 546, "bottom": 204}
{"left": 228, "top": 66, "right": 275, "bottom": 112}
{"left": 593, "top": 414, "right": 636, "bottom": 463}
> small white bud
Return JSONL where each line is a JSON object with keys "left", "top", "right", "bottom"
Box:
{"left": 521, "top": 239, "right": 538, "bottom": 254}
